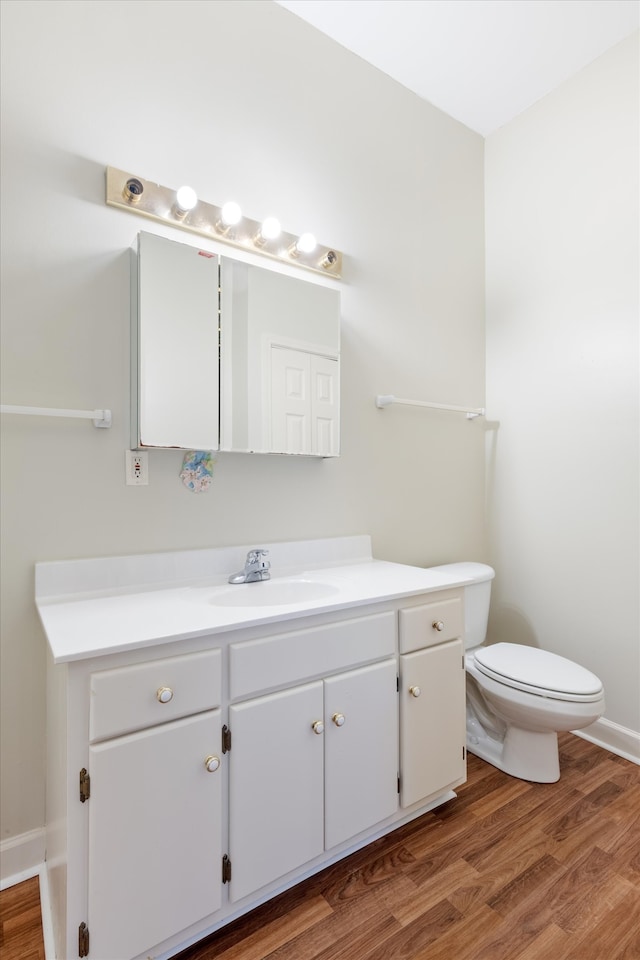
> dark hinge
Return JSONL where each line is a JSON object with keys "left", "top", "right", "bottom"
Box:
{"left": 222, "top": 724, "right": 232, "bottom": 754}
{"left": 222, "top": 854, "right": 232, "bottom": 883}
{"left": 79, "top": 768, "right": 90, "bottom": 803}
{"left": 463, "top": 746, "right": 466, "bottom": 760}
{"left": 462, "top": 655, "right": 465, "bottom": 669}
{"left": 79, "top": 921, "right": 89, "bottom": 957}
{"left": 396, "top": 675, "right": 399, "bottom": 692}
{"left": 397, "top": 775, "right": 401, "bottom": 794}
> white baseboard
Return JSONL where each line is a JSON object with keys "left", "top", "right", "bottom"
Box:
{"left": 0, "top": 827, "right": 46, "bottom": 889}
{"left": 38, "top": 862, "right": 56, "bottom": 960}
{"left": 573, "top": 717, "right": 640, "bottom": 765}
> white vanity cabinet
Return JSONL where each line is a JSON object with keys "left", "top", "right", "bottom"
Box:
{"left": 228, "top": 658, "right": 398, "bottom": 902}
{"left": 398, "top": 596, "right": 467, "bottom": 808}
{"left": 39, "top": 538, "right": 471, "bottom": 960}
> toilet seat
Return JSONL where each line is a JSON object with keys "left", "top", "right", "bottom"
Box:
{"left": 473, "top": 643, "right": 604, "bottom": 703}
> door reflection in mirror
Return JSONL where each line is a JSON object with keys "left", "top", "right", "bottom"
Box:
{"left": 220, "top": 258, "right": 341, "bottom": 457}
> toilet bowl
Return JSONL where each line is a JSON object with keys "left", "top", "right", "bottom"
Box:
{"left": 428, "top": 563, "right": 605, "bottom": 783}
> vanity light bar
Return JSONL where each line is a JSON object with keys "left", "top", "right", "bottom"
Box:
{"left": 105, "top": 167, "right": 342, "bottom": 278}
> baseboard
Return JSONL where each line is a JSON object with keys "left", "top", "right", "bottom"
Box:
{"left": 573, "top": 717, "right": 640, "bottom": 765}
{"left": 38, "top": 862, "right": 56, "bottom": 960}
{"left": 0, "top": 827, "right": 46, "bottom": 889}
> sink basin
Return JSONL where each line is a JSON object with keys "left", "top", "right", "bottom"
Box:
{"left": 208, "top": 578, "right": 340, "bottom": 608}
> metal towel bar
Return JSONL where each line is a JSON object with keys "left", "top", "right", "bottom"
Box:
{"left": 0, "top": 404, "right": 112, "bottom": 428}
{"left": 375, "top": 395, "right": 485, "bottom": 420}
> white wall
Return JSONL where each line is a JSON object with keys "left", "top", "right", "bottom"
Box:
{"left": 0, "top": 0, "right": 485, "bottom": 852}
{"left": 485, "top": 34, "right": 639, "bottom": 748}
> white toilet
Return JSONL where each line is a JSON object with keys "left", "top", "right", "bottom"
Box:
{"left": 430, "top": 562, "right": 605, "bottom": 783}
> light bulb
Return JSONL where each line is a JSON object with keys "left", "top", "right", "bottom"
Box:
{"left": 255, "top": 216, "right": 281, "bottom": 245}
{"left": 291, "top": 232, "right": 317, "bottom": 256}
{"left": 297, "top": 232, "right": 317, "bottom": 253}
{"left": 175, "top": 185, "right": 197, "bottom": 216}
{"left": 220, "top": 201, "right": 242, "bottom": 226}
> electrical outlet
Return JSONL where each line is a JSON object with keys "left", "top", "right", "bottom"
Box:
{"left": 125, "top": 450, "right": 149, "bottom": 486}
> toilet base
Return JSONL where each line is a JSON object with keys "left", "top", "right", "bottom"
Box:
{"left": 467, "top": 724, "right": 560, "bottom": 783}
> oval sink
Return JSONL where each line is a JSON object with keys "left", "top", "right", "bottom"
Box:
{"left": 209, "top": 578, "right": 340, "bottom": 608}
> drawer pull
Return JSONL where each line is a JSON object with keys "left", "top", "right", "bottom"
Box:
{"left": 204, "top": 755, "right": 221, "bottom": 774}
{"left": 312, "top": 720, "right": 325, "bottom": 735}
{"left": 432, "top": 620, "right": 445, "bottom": 632}
{"left": 156, "top": 686, "right": 174, "bottom": 704}
{"left": 409, "top": 686, "right": 421, "bottom": 698}
{"left": 332, "top": 713, "right": 346, "bottom": 727}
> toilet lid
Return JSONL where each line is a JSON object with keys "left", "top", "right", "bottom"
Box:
{"left": 474, "top": 643, "right": 603, "bottom": 702}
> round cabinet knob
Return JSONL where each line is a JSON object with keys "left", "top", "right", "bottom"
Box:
{"left": 156, "top": 686, "right": 174, "bottom": 704}
{"left": 432, "top": 620, "right": 445, "bottom": 632}
{"left": 409, "top": 685, "right": 421, "bottom": 698}
{"left": 332, "top": 713, "right": 346, "bottom": 727}
{"left": 312, "top": 720, "right": 325, "bottom": 735}
{"left": 204, "top": 755, "right": 221, "bottom": 773}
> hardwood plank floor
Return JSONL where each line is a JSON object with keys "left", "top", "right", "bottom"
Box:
{"left": 0, "top": 875, "right": 45, "bottom": 960}
{"left": 176, "top": 733, "right": 640, "bottom": 960}
{"left": 2, "top": 733, "right": 638, "bottom": 960}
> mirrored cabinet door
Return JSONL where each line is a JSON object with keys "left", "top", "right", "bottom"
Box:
{"left": 220, "top": 257, "right": 341, "bottom": 457}
{"left": 132, "top": 232, "right": 220, "bottom": 450}
{"left": 131, "top": 232, "right": 341, "bottom": 457}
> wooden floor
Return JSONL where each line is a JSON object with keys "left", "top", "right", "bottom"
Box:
{"left": 0, "top": 875, "right": 45, "bottom": 960}
{"left": 2, "top": 733, "right": 638, "bottom": 960}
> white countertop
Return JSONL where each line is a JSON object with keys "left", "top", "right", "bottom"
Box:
{"left": 36, "top": 536, "right": 476, "bottom": 663}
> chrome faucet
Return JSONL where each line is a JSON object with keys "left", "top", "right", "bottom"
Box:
{"left": 228, "top": 549, "right": 271, "bottom": 584}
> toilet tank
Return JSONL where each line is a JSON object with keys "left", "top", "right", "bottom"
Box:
{"left": 427, "top": 562, "right": 495, "bottom": 651}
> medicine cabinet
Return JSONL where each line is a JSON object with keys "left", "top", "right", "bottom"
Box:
{"left": 131, "top": 232, "right": 341, "bottom": 457}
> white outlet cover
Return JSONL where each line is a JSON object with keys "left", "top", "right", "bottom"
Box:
{"left": 125, "top": 450, "right": 149, "bottom": 485}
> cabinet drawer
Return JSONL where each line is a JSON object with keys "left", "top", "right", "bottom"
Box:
{"left": 90, "top": 649, "right": 222, "bottom": 742}
{"left": 230, "top": 611, "right": 395, "bottom": 700}
{"left": 399, "top": 596, "right": 462, "bottom": 654}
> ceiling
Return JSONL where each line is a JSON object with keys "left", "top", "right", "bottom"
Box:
{"left": 275, "top": 0, "right": 639, "bottom": 136}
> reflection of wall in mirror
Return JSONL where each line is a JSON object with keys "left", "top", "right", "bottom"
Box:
{"left": 137, "top": 232, "right": 220, "bottom": 451}
{"left": 224, "top": 262, "right": 250, "bottom": 450}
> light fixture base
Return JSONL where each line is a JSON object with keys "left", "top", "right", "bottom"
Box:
{"left": 105, "top": 167, "right": 342, "bottom": 278}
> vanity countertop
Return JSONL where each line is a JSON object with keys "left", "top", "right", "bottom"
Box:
{"left": 36, "top": 536, "right": 474, "bottom": 663}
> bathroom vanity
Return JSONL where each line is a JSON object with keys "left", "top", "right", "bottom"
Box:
{"left": 38, "top": 537, "right": 472, "bottom": 960}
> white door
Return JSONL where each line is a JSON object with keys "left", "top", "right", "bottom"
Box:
{"left": 229, "top": 682, "right": 324, "bottom": 902}
{"left": 87, "top": 710, "right": 222, "bottom": 960}
{"left": 311, "top": 355, "right": 340, "bottom": 457}
{"left": 399, "top": 639, "right": 466, "bottom": 808}
{"left": 324, "top": 659, "right": 398, "bottom": 849}
{"left": 270, "top": 347, "right": 311, "bottom": 454}
{"left": 270, "top": 348, "right": 340, "bottom": 456}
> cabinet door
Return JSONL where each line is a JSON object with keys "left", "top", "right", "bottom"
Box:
{"left": 399, "top": 639, "right": 466, "bottom": 808}
{"left": 87, "top": 710, "right": 222, "bottom": 960}
{"left": 229, "top": 682, "right": 324, "bottom": 902}
{"left": 324, "top": 659, "right": 398, "bottom": 849}
{"left": 136, "top": 231, "right": 219, "bottom": 450}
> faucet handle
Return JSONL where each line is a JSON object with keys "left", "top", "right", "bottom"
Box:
{"left": 247, "top": 548, "right": 269, "bottom": 565}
